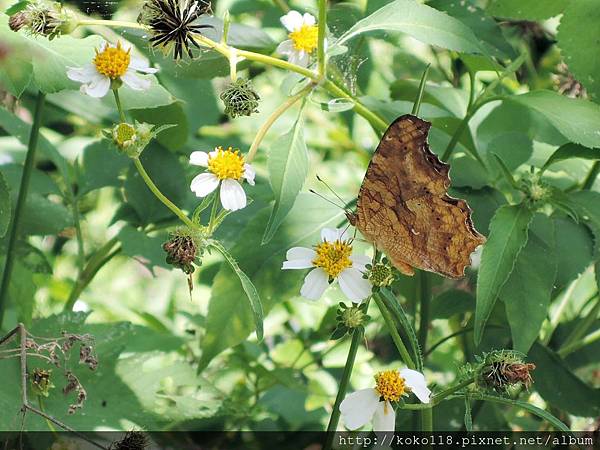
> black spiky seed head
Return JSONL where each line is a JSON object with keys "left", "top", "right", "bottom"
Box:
{"left": 138, "top": 0, "right": 212, "bottom": 60}
{"left": 111, "top": 431, "right": 149, "bottom": 450}
{"left": 220, "top": 78, "right": 261, "bottom": 118}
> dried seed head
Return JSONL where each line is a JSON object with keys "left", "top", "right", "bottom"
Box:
{"left": 477, "top": 350, "right": 536, "bottom": 394}
{"left": 63, "top": 371, "right": 87, "bottom": 414}
{"left": 30, "top": 368, "right": 55, "bottom": 397}
{"left": 9, "top": 12, "right": 29, "bottom": 31}
{"left": 163, "top": 227, "right": 204, "bottom": 274}
{"left": 554, "top": 62, "right": 587, "bottom": 99}
{"left": 220, "top": 78, "right": 261, "bottom": 118}
{"left": 111, "top": 431, "right": 149, "bottom": 450}
{"left": 138, "top": 0, "right": 212, "bottom": 60}
{"left": 9, "top": 1, "right": 73, "bottom": 39}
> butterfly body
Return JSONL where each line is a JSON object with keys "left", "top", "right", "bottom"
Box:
{"left": 350, "top": 114, "right": 486, "bottom": 279}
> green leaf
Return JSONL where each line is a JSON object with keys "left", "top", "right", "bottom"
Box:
{"left": 487, "top": 0, "right": 571, "bottom": 20}
{"left": 502, "top": 214, "right": 557, "bottom": 353}
{"left": 118, "top": 226, "right": 170, "bottom": 275}
{"left": 475, "top": 204, "right": 534, "bottom": 345}
{"left": 334, "top": 0, "right": 486, "bottom": 55}
{"left": 558, "top": 1, "right": 600, "bottom": 101}
{"left": 431, "top": 289, "right": 475, "bottom": 319}
{"left": 0, "top": 171, "right": 10, "bottom": 238}
{"left": 390, "top": 80, "right": 468, "bottom": 117}
{"left": 491, "top": 153, "right": 520, "bottom": 190}
{"left": 566, "top": 191, "right": 600, "bottom": 252}
{"left": 553, "top": 217, "right": 594, "bottom": 290}
{"left": 471, "top": 392, "right": 572, "bottom": 432}
{"left": 5, "top": 1, "right": 29, "bottom": 15}
{"left": 210, "top": 240, "right": 264, "bottom": 342}
{"left": 541, "top": 143, "right": 599, "bottom": 173}
{"left": 429, "top": 0, "right": 516, "bottom": 58}
{"left": 79, "top": 140, "right": 130, "bottom": 195}
{"left": 198, "top": 195, "right": 344, "bottom": 371}
{"left": 529, "top": 342, "right": 600, "bottom": 417}
{"left": 510, "top": 91, "right": 600, "bottom": 149}
{"left": 130, "top": 102, "right": 188, "bottom": 150}
{"left": 263, "top": 109, "right": 309, "bottom": 244}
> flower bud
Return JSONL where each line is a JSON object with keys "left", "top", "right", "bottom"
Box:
{"left": 107, "top": 121, "right": 174, "bottom": 158}
{"left": 365, "top": 260, "right": 395, "bottom": 289}
{"left": 331, "top": 302, "right": 369, "bottom": 339}
{"left": 220, "top": 78, "right": 260, "bottom": 118}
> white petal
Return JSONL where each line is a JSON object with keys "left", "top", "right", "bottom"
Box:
{"left": 282, "top": 259, "right": 314, "bottom": 270}
{"left": 281, "top": 10, "right": 303, "bottom": 31}
{"left": 339, "top": 388, "right": 380, "bottom": 430}
{"left": 129, "top": 55, "right": 158, "bottom": 73}
{"left": 302, "top": 13, "right": 316, "bottom": 26}
{"left": 81, "top": 76, "right": 110, "bottom": 98}
{"left": 351, "top": 254, "right": 371, "bottom": 272}
{"left": 276, "top": 40, "right": 294, "bottom": 55}
{"left": 339, "top": 267, "right": 372, "bottom": 302}
{"left": 98, "top": 41, "right": 108, "bottom": 52}
{"left": 286, "top": 247, "right": 316, "bottom": 261}
{"left": 190, "top": 151, "right": 209, "bottom": 167}
{"left": 300, "top": 268, "right": 329, "bottom": 300}
{"left": 66, "top": 64, "right": 97, "bottom": 83}
{"left": 400, "top": 368, "right": 431, "bottom": 404}
{"left": 321, "top": 228, "right": 339, "bottom": 242}
{"left": 243, "top": 164, "right": 256, "bottom": 186}
{"left": 220, "top": 179, "right": 247, "bottom": 211}
{"left": 190, "top": 172, "right": 219, "bottom": 197}
{"left": 288, "top": 50, "right": 310, "bottom": 67}
{"left": 372, "top": 401, "right": 396, "bottom": 432}
{"left": 122, "top": 71, "right": 151, "bottom": 91}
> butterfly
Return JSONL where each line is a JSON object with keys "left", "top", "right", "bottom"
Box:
{"left": 348, "top": 114, "right": 486, "bottom": 279}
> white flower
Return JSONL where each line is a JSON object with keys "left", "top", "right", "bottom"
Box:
{"left": 276, "top": 10, "right": 320, "bottom": 67}
{"left": 340, "top": 369, "right": 431, "bottom": 432}
{"left": 282, "top": 227, "right": 372, "bottom": 302}
{"left": 67, "top": 41, "right": 158, "bottom": 98}
{"left": 189, "top": 146, "right": 255, "bottom": 212}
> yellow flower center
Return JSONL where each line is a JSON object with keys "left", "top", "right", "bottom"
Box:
{"left": 94, "top": 41, "right": 130, "bottom": 79}
{"left": 374, "top": 370, "right": 406, "bottom": 402}
{"left": 114, "top": 123, "right": 135, "bottom": 146}
{"left": 289, "top": 24, "right": 319, "bottom": 53}
{"left": 312, "top": 240, "right": 352, "bottom": 279}
{"left": 207, "top": 146, "right": 245, "bottom": 180}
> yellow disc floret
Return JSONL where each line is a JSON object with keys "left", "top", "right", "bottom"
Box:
{"left": 94, "top": 41, "right": 130, "bottom": 79}
{"left": 207, "top": 146, "right": 245, "bottom": 180}
{"left": 374, "top": 370, "right": 406, "bottom": 402}
{"left": 289, "top": 24, "right": 319, "bottom": 53}
{"left": 312, "top": 240, "right": 352, "bottom": 279}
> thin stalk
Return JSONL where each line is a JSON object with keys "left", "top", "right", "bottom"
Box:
{"left": 71, "top": 194, "right": 85, "bottom": 269}
{"left": 207, "top": 194, "right": 220, "bottom": 233}
{"left": 317, "top": 0, "right": 327, "bottom": 78}
{"left": 560, "top": 295, "right": 600, "bottom": 352}
{"left": 133, "top": 158, "right": 195, "bottom": 228}
{"left": 246, "top": 84, "right": 313, "bottom": 162}
{"left": 417, "top": 271, "right": 431, "bottom": 356}
{"left": 112, "top": 89, "right": 126, "bottom": 122}
{"left": 399, "top": 376, "right": 476, "bottom": 410}
{"left": 373, "top": 293, "right": 415, "bottom": 369}
{"left": 582, "top": 161, "right": 600, "bottom": 190}
{"left": 323, "top": 326, "right": 364, "bottom": 450}
{"left": 74, "top": 18, "right": 146, "bottom": 30}
{"left": 558, "top": 328, "right": 600, "bottom": 358}
{"left": 412, "top": 64, "right": 431, "bottom": 116}
{"left": 0, "top": 92, "right": 46, "bottom": 327}
{"left": 542, "top": 278, "right": 579, "bottom": 345}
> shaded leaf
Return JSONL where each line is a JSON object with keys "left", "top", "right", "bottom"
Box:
{"left": 0, "top": 171, "right": 10, "bottom": 238}
{"left": 502, "top": 214, "right": 557, "bottom": 353}
{"left": 541, "top": 143, "right": 599, "bottom": 173}
{"left": 487, "top": 0, "right": 571, "bottom": 20}
{"left": 475, "top": 204, "right": 534, "bottom": 345}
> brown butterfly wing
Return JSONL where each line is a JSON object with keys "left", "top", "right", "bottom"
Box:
{"left": 354, "top": 114, "right": 486, "bottom": 279}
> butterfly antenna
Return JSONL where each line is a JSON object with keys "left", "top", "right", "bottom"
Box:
{"left": 308, "top": 189, "right": 346, "bottom": 210}
{"left": 316, "top": 175, "right": 350, "bottom": 208}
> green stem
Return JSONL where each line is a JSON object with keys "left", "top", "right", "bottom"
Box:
{"left": 560, "top": 295, "right": 600, "bottom": 352}
{"left": 558, "top": 328, "right": 600, "bottom": 358}
{"left": 421, "top": 408, "right": 433, "bottom": 434}
{"left": 64, "top": 237, "right": 121, "bottom": 311}
{"left": 208, "top": 193, "right": 220, "bottom": 233}
{"left": 246, "top": 83, "right": 313, "bottom": 162}
{"left": 417, "top": 271, "right": 431, "bottom": 356}
{"left": 317, "top": 0, "right": 327, "bottom": 78}
{"left": 412, "top": 64, "right": 431, "bottom": 116}
{"left": 399, "top": 376, "right": 476, "bottom": 410}
{"left": 373, "top": 293, "right": 415, "bottom": 369}
{"left": 71, "top": 194, "right": 85, "bottom": 269}
{"left": 0, "top": 92, "right": 46, "bottom": 327}
{"left": 133, "top": 158, "right": 195, "bottom": 229}
{"left": 74, "top": 18, "right": 146, "bottom": 30}
{"left": 582, "top": 161, "right": 600, "bottom": 190}
{"left": 323, "top": 326, "right": 363, "bottom": 450}
{"left": 112, "top": 89, "right": 126, "bottom": 122}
